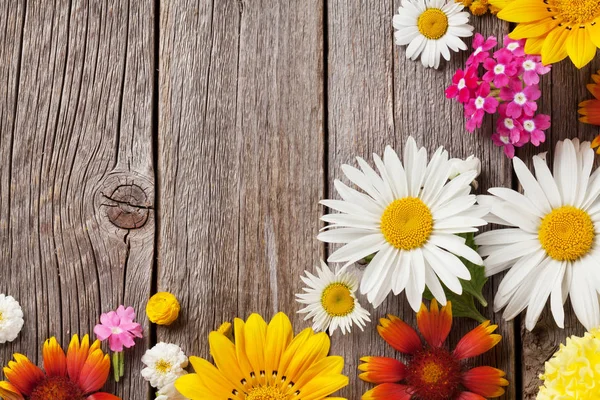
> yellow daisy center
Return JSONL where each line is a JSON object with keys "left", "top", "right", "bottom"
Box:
{"left": 246, "top": 386, "right": 287, "bottom": 400}
{"left": 417, "top": 9, "right": 449, "bottom": 40}
{"left": 380, "top": 197, "right": 433, "bottom": 250}
{"left": 552, "top": 0, "right": 600, "bottom": 24}
{"left": 538, "top": 206, "right": 595, "bottom": 261}
{"left": 321, "top": 283, "right": 355, "bottom": 317}
{"left": 0, "top": 312, "right": 3, "bottom": 322}
{"left": 155, "top": 359, "right": 172, "bottom": 374}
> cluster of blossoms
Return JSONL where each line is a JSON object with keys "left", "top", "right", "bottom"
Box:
{"left": 455, "top": 0, "right": 501, "bottom": 15}
{"left": 446, "top": 34, "right": 551, "bottom": 158}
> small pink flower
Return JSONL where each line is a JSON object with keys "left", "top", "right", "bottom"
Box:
{"left": 520, "top": 55, "right": 552, "bottom": 86}
{"left": 497, "top": 104, "right": 524, "bottom": 142}
{"left": 94, "top": 305, "right": 143, "bottom": 352}
{"left": 483, "top": 52, "right": 518, "bottom": 88}
{"left": 466, "top": 34, "right": 497, "bottom": 66}
{"left": 495, "top": 36, "right": 526, "bottom": 59}
{"left": 500, "top": 80, "right": 540, "bottom": 119}
{"left": 520, "top": 114, "right": 550, "bottom": 146}
{"left": 465, "top": 83, "right": 499, "bottom": 132}
{"left": 492, "top": 133, "right": 515, "bottom": 158}
{"left": 446, "top": 67, "right": 479, "bottom": 103}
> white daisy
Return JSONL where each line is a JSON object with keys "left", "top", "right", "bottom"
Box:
{"left": 393, "top": 0, "right": 473, "bottom": 69}
{"left": 476, "top": 139, "right": 600, "bottom": 331}
{"left": 296, "top": 261, "right": 370, "bottom": 334}
{"left": 157, "top": 382, "right": 189, "bottom": 400}
{"left": 318, "top": 137, "right": 487, "bottom": 311}
{"left": 141, "top": 342, "right": 188, "bottom": 389}
{"left": 0, "top": 294, "right": 24, "bottom": 344}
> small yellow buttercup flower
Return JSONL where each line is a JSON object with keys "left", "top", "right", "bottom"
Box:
{"left": 537, "top": 330, "right": 600, "bottom": 399}
{"left": 146, "top": 292, "right": 180, "bottom": 325}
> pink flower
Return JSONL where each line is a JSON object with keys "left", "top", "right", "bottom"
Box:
{"left": 520, "top": 114, "right": 550, "bottom": 146}
{"left": 495, "top": 36, "right": 526, "bottom": 59}
{"left": 465, "top": 83, "right": 499, "bottom": 132}
{"left": 446, "top": 67, "right": 479, "bottom": 103}
{"left": 492, "top": 132, "right": 515, "bottom": 158}
{"left": 466, "top": 34, "right": 497, "bottom": 66}
{"left": 520, "top": 55, "right": 552, "bottom": 86}
{"left": 496, "top": 104, "right": 524, "bottom": 142}
{"left": 500, "top": 80, "right": 540, "bottom": 119}
{"left": 483, "top": 51, "right": 518, "bottom": 88}
{"left": 94, "top": 305, "right": 143, "bottom": 352}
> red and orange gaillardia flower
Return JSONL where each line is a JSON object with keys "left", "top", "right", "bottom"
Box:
{"left": 359, "top": 300, "right": 508, "bottom": 400}
{"left": 580, "top": 70, "right": 600, "bottom": 128}
{"left": 0, "top": 334, "right": 119, "bottom": 400}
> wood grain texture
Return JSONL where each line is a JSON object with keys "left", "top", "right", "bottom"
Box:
{"left": 0, "top": 1, "right": 155, "bottom": 397}
{"left": 157, "top": 0, "right": 325, "bottom": 387}
{"left": 519, "top": 57, "right": 600, "bottom": 399}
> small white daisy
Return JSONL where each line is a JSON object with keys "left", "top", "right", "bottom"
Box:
{"left": 449, "top": 155, "right": 481, "bottom": 189}
{"left": 0, "top": 294, "right": 24, "bottom": 344}
{"left": 141, "top": 342, "right": 188, "bottom": 389}
{"left": 157, "top": 382, "right": 189, "bottom": 400}
{"left": 393, "top": 0, "right": 473, "bottom": 69}
{"left": 296, "top": 261, "right": 370, "bottom": 335}
{"left": 318, "top": 137, "right": 487, "bottom": 311}
{"left": 477, "top": 139, "right": 600, "bottom": 331}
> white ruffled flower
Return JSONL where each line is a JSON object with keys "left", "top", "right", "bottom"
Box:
{"left": 141, "top": 342, "right": 188, "bottom": 389}
{"left": 157, "top": 382, "right": 189, "bottom": 400}
{"left": 449, "top": 155, "right": 481, "bottom": 189}
{"left": 0, "top": 294, "right": 24, "bottom": 344}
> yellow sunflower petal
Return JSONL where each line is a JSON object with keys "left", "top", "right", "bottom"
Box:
{"left": 510, "top": 18, "right": 560, "bottom": 39}
{"left": 588, "top": 19, "right": 600, "bottom": 49}
{"left": 265, "top": 312, "right": 293, "bottom": 383}
{"left": 498, "top": 1, "right": 555, "bottom": 22}
{"left": 174, "top": 373, "right": 219, "bottom": 400}
{"left": 525, "top": 36, "right": 546, "bottom": 55}
{"left": 293, "top": 356, "right": 345, "bottom": 391}
{"left": 278, "top": 327, "right": 313, "bottom": 382}
{"left": 541, "top": 27, "right": 570, "bottom": 64}
{"left": 208, "top": 331, "right": 246, "bottom": 393}
{"left": 567, "top": 28, "right": 597, "bottom": 69}
{"left": 296, "top": 375, "right": 349, "bottom": 400}
{"left": 283, "top": 332, "right": 330, "bottom": 384}
{"left": 244, "top": 313, "right": 268, "bottom": 382}
{"left": 233, "top": 318, "right": 255, "bottom": 384}
{"left": 187, "top": 356, "right": 236, "bottom": 397}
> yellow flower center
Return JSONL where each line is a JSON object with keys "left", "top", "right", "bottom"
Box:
{"left": 538, "top": 206, "right": 595, "bottom": 261}
{"left": 552, "top": 0, "right": 600, "bottom": 24}
{"left": 381, "top": 197, "right": 433, "bottom": 250}
{"left": 421, "top": 360, "right": 445, "bottom": 384}
{"left": 246, "top": 386, "right": 287, "bottom": 400}
{"left": 417, "top": 8, "right": 449, "bottom": 40}
{"left": 0, "top": 312, "right": 3, "bottom": 322}
{"left": 155, "top": 359, "right": 172, "bottom": 374}
{"left": 321, "top": 283, "right": 355, "bottom": 317}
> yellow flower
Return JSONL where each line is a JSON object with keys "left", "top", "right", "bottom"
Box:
{"left": 537, "top": 330, "right": 600, "bottom": 399}
{"left": 175, "top": 312, "right": 348, "bottom": 399}
{"left": 496, "top": 0, "right": 600, "bottom": 68}
{"left": 458, "top": 0, "right": 505, "bottom": 15}
{"left": 146, "top": 292, "right": 180, "bottom": 325}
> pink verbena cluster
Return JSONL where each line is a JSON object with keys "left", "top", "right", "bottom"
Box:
{"left": 446, "top": 34, "right": 552, "bottom": 158}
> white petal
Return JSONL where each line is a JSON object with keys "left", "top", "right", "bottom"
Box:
{"left": 525, "top": 259, "right": 565, "bottom": 331}
{"left": 423, "top": 244, "right": 465, "bottom": 294}
{"left": 570, "top": 267, "right": 600, "bottom": 331}
{"left": 317, "top": 228, "right": 373, "bottom": 244}
{"left": 392, "top": 250, "right": 411, "bottom": 295}
{"left": 327, "top": 234, "right": 386, "bottom": 264}
{"left": 482, "top": 240, "right": 540, "bottom": 269}
{"left": 555, "top": 139, "right": 577, "bottom": 206}
{"left": 513, "top": 157, "right": 552, "bottom": 214}
{"left": 490, "top": 202, "right": 540, "bottom": 233}
{"left": 424, "top": 263, "right": 447, "bottom": 305}
{"left": 360, "top": 244, "right": 396, "bottom": 294}
{"left": 406, "top": 35, "right": 426, "bottom": 59}
{"left": 533, "top": 155, "right": 562, "bottom": 209}
{"left": 428, "top": 233, "right": 483, "bottom": 265}
{"left": 488, "top": 187, "right": 544, "bottom": 218}
{"left": 475, "top": 228, "right": 537, "bottom": 246}
{"left": 383, "top": 146, "right": 409, "bottom": 199}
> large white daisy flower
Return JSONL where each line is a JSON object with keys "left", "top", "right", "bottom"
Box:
{"left": 296, "top": 261, "right": 370, "bottom": 334}
{"left": 318, "top": 137, "right": 487, "bottom": 311}
{"left": 476, "top": 139, "right": 600, "bottom": 331}
{"left": 0, "top": 294, "right": 24, "bottom": 344}
{"left": 141, "top": 342, "right": 188, "bottom": 389}
{"left": 393, "top": 0, "right": 473, "bottom": 69}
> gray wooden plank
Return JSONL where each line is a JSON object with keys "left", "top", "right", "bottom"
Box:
{"left": 520, "top": 57, "right": 600, "bottom": 399}
{"left": 0, "top": 1, "right": 155, "bottom": 397}
{"left": 326, "top": 1, "right": 515, "bottom": 397}
{"left": 157, "top": 0, "right": 325, "bottom": 392}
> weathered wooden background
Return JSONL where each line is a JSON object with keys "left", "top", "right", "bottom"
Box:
{"left": 0, "top": 1, "right": 598, "bottom": 399}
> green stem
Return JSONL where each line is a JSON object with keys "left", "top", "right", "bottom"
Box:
{"left": 112, "top": 352, "right": 120, "bottom": 382}
{"left": 119, "top": 351, "right": 125, "bottom": 378}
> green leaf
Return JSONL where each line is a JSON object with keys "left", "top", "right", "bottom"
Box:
{"left": 423, "top": 232, "right": 489, "bottom": 323}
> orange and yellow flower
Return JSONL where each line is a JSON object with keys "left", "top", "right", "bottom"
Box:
{"left": 580, "top": 70, "right": 600, "bottom": 129}
{"left": 359, "top": 300, "right": 508, "bottom": 400}
{"left": 0, "top": 335, "right": 119, "bottom": 400}
{"left": 494, "top": 0, "right": 600, "bottom": 68}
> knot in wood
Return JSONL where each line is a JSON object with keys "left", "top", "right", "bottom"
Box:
{"left": 104, "top": 184, "right": 150, "bottom": 229}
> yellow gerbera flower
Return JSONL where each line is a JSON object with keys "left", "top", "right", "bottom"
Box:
{"left": 495, "top": 0, "right": 600, "bottom": 68}
{"left": 175, "top": 312, "right": 348, "bottom": 400}
{"left": 537, "top": 329, "right": 600, "bottom": 399}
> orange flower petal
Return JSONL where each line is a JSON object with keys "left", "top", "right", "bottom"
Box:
{"left": 0, "top": 381, "right": 24, "bottom": 400}
{"left": 591, "top": 135, "right": 600, "bottom": 149}
{"left": 453, "top": 321, "right": 501, "bottom": 360}
{"left": 377, "top": 315, "right": 422, "bottom": 355}
{"left": 457, "top": 392, "right": 486, "bottom": 400}
{"left": 362, "top": 383, "right": 412, "bottom": 400}
{"left": 86, "top": 393, "right": 121, "bottom": 400}
{"left": 358, "top": 356, "right": 407, "bottom": 384}
{"left": 43, "top": 337, "right": 68, "bottom": 378}
{"left": 78, "top": 349, "right": 110, "bottom": 394}
{"left": 3, "top": 354, "right": 45, "bottom": 396}
{"left": 67, "top": 334, "right": 91, "bottom": 384}
{"left": 416, "top": 299, "right": 452, "bottom": 348}
{"left": 462, "top": 366, "right": 509, "bottom": 397}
